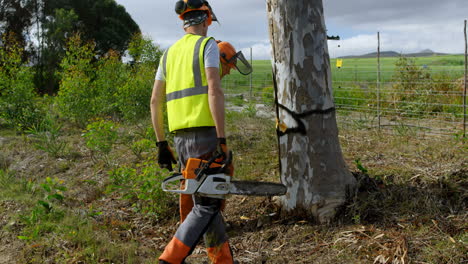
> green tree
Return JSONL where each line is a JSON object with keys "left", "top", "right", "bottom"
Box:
{"left": 117, "top": 35, "right": 162, "bottom": 122}
{"left": 44, "top": 0, "right": 140, "bottom": 55}
{"left": 0, "top": 32, "right": 42, "bottom": 130}
{"left": 38, "top": 8, "right": 79, "bottom": 94}
{"left": 35, "top": 0, "right": 140, "bottom": 94}
{"left": 0, "top": 0, "right": 35, "bottom": 61}
{"left": 94, "top": 50, "right": 129, "bottom": 117}
{"left": 55, "top": 34, "right": 96, "bottom": 126}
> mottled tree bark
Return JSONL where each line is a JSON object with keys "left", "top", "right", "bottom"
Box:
{"left": 267, "top": 0, "right": 356, "bottom": 223}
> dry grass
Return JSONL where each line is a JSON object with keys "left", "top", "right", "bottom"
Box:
{"left": 0, "top": 111, "right": 466, "bottom": 263}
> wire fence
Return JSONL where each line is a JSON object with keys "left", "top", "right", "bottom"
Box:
{"left": 222, "top": 59, "right": 467, "bottom": 137}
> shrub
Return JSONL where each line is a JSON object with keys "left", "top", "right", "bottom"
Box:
{"left": 127, "top": 33, "right": 163, "bottom": 66}
{"left": 94, "top": 50, "right": 130, "bottom": 117}
{"left": 56, "top": 34, "right": 97, "bottom": 127}
{"left": 83, "top": 119, "right": 118, "bottom": 161}
{"left": 391, "top": 56, "right": 433, "bottom": 115}
{"left": 108, "top": 162, "right": 176, "bottom": 218}
{"left": 131, "top": 138, "right": 153, "bottom": 159}
{"left": 26, "top": 113, "right": 68, "bottom": 158}
{"left": 117, "top": 34, "right": 162, "bottom": 122}
{"left": 117, "top": 64, "right": 155, "bottom": 122}
{"left": 0, "top": 33, "right": 43, "bottom": 131}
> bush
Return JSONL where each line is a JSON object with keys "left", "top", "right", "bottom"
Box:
{"left": 390, "top": 56, "right": 433, "bottom": 115}
{"left": 56, "top": 34, "right": 97, "bottom": 127}
{"left": 94, "top": 50, "right": 130, "bottom": 117}
{"left": 116, "top": 34, "right": 161, "bottom": 122}
{"left": 26, "top": 113, "right": 68, "bottom": 158}
{"left": 0, "top": 33, "right": 44, "bottom": 131}
{"left": 118, "top": 63, "right": 155, "bottom": 122}
{"left": 108, "top": 162, "right": 176, "bottom": 218}
{"left": 83, "top": 119, "right": 118, "bottom": 162}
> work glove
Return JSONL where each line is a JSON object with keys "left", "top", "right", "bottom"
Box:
{"left": 213, "top": 138, "right": 228, "bottom": 160}
{"left": 156, "top": 141, "right": 177, "bottom": 171}
{"left": 213, "top": 138, "right": 234, "bottom": 175}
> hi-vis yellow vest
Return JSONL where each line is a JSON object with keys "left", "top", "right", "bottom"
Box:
{"left": 162, "top": 34, "right": 215, "bottom": 132}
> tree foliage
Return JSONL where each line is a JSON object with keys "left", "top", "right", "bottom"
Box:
{"left": 44, "top": 0, "right": 140, "bottom": 55}
{"left": 0, "top": 0, "right": 35, "bottom": 58}
{"left": 56, "top": 34, "right": 96, "bottom": 126}
{"left": 0, "top": 32, "right": 43, "bottom": 130}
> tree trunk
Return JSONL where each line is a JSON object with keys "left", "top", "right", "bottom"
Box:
{"left": 266, "top": 0, "right": 356, "bottom": 223}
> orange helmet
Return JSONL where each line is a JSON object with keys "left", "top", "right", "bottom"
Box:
{"left": 175, "top": 0, "right": 218, "bottom": 26}
{"left": 218, "top": 41, "right": 253, "bottom": 76}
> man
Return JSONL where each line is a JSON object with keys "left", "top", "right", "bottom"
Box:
{"left": 150, "top": 1, "right": 251, "bottom": 263}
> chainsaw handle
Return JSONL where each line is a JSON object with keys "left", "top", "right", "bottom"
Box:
{"left": 161, "top": 173, "right": 203, "bottom": 194}
{"left": 161, "top": 173, "right": 184, "bottom": 192}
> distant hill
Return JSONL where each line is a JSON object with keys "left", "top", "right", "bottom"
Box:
{"left": 341, "top": 49, "right": 449, "bottom": 59}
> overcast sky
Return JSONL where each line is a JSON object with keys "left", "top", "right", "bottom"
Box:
{"left": 115, "top": 0, "right": 467, "bottom": 59}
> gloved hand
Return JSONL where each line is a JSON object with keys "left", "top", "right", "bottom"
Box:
{"left": 214, "top": 138, "right": 228, "bottom": 161}
{"left": 156, "top": 141, "right": 177, "bottom": 171}
{"left": 213, "top": 138, "right": 234, "bottom": 175}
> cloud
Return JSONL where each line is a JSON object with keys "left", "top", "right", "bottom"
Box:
{"left": 239, "top": 41, "right": 272, "bottom": 60}
{"left": 115, "top": 0, "right": 467, "bottom": 58}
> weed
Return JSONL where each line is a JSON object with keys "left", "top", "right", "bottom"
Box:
{"left": 242, "top": 103, "right": 257, "bottom": 118}
{"left": 354, "top": 158, "right": 368, "bottom": 175}
{"left": 83, "top": 119, "right": 118, "bottom": 164}
{"left": 107, "top": 161, "right": 176, "bottom": 218}
{"left": 392, "top": 121, "right": 417, "bottom": 137}
{"left": 26, "top": 114, "right": 67, "bottom": 158}
{"left": 17, "top": 177, "right": 67, "bottom": 241}
{"left": 131, "top": 138, "right": 154, "bottom": 159}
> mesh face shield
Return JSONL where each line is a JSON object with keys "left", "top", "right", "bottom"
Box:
{"left": 222, "top": 51, "right": 252, "bottom": 75}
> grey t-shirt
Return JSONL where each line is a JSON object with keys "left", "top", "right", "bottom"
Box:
{"left": 155, "top": 38, "right": 219, "bottom": 81}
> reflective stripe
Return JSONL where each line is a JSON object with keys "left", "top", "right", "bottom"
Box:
{"left": 162, "top": 48, "right": 169, "bottom": 78}
{"left": 166, "top": 37, "right": 208, "bottom": 102}
{"left": 193, "top": 37, "right": 207, "bottom": 88}
{"left": 166, "top": 85, "right": 208, "bottom": 102}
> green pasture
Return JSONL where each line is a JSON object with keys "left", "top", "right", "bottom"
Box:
{"left": 223, "top": 54, "right": 466, "bottom": 90}
{"left": 222, "top": 54, "right": 466, "bottom": 119}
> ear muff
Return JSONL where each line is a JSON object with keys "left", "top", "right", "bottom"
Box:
{"left": 175, "top": 0, "right": 187, "bottom": 15}
{"left": 175, "top": 0, "right": 205, "bottom": 15}
{"left": 187, "top": 0, "right": 204, "bottom": 9}
{"left": 175, "top": 0, "right": 213, "bottom": 26}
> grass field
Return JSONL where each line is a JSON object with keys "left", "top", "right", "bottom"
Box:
{"left": 222, "top": 54, "right": 467, "bottom": 89}
{"left": 223, "top": 54, "right": 467, "bottom": 134}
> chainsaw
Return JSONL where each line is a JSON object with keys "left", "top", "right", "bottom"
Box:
{"left": 161, "top": 152, "right": 286, "bottom": 199}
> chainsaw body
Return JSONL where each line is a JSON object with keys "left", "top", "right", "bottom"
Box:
{"left": 161, "top": 156, "right": 286, "bottom": 198}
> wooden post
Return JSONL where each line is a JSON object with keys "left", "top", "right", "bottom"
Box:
{"left": 377, "top": 32, "right": 381, "bottom": 130}
{"left": 250, "top": 47, "right": 253, "bottom": 99}
{"left": 267, "top": 0, "right": 356, "bottom": 223}
{"left": 464, "top": 20, "right": 467, "bottom": 138}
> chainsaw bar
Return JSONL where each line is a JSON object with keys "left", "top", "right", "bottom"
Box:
{"left": 229, "top": 181, "right": 287, "bottom": 196}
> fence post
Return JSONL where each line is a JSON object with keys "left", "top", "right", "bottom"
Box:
{"left": 250, "top": 47, "right": 253, "bottom": 99}
{"left": 464, "top": 20, "right": 467, "bottom": 138}
{"left": 377, "top": 32, "right": 381, "bottom": 130}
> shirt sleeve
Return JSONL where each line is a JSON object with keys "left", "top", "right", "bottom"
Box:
{"left": 155, "top": 64, "right": 165, "bottom": 81}
{"left": 204, "top": 39, "right": 219, "bottom": 68}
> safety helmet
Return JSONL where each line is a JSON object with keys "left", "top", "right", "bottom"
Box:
{"left": 218, "top": 41, "right": 253, "bottom": 76}
{"left": 175, "top": 0, "right": 218, "bottom": 26}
